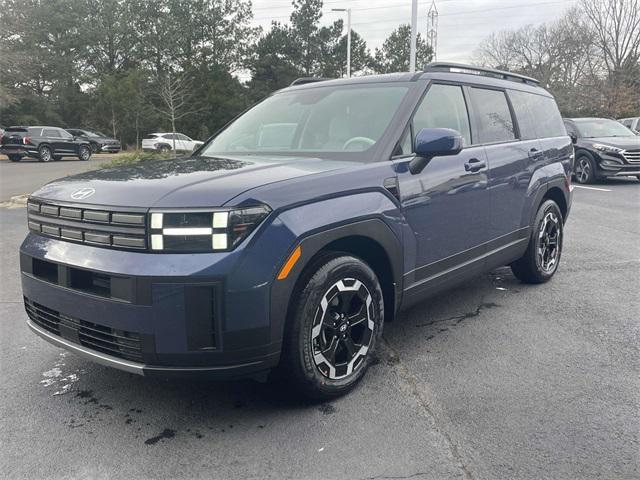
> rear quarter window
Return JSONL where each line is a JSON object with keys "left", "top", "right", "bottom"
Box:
{"left": 469, "top": 88, "right": 515, "bottom": 144}
{"left": 527, "top": 95, "right": 565, "bottom": 138}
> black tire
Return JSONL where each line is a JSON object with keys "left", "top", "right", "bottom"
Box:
{"left": 78, "top": 145, "right": 91, "bottom": 161}
{"left": 280, "top": 254, "right": 384, "bottom": 400}
{"left": 511, "top": 199, "right": 564, "bottom": 284}
{"left": 8, "top": 154, "right": 21, "bottom": 162}
{"left": 159, "top": 145, "right": 170, "bottom": 154}
{"left": 574, "top": 155, "right": 596, "bottom": 184}
{"left": 38, "top": 145, "right": 53, "bottom": 162}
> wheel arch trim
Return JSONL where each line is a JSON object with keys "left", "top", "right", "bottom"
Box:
{"left": 269, "top": 217, "right": 404, "bottom": 346}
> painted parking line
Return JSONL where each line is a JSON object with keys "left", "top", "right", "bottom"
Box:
{"left": 573, "top": 185, "right": 612, "bottom": 192}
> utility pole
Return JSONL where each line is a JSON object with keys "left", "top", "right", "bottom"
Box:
{"left": 427, "top": 0, "right": 438, "bottom": 62}
{"left": 332, "top": 8, "right": 352, "bottom": 78}
{"left": 409, "top": 0, "right": 418, "bottom": 72}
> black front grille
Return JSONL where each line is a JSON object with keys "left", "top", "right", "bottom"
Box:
{"left": 27, "top": 200, "right": 147, "bottom": 250}
{"left": 25, "top": 298, "right": 144, "bottom": 362}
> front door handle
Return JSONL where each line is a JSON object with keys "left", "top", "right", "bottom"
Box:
{"left": 464, "top": 158, "right": 486, "bottom": 172}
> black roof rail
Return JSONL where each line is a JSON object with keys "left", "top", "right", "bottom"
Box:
{"left": 290, "top": 77, "right": 332, "bottom": 86}
{"left": 423, "top": 62, "right": 540, "bottom": 86}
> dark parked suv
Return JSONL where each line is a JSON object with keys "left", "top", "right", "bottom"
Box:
{"left": 1, "top": 126, "right": 92, "bottom": 162}
{"left": 66, "top": 128, "right": 121, "bottom": 154}
{"left": 564, "top": 117, "right": 640, "bottom": 183}
{"left": 21, "top": 63, "right": 572, "bottom": 399}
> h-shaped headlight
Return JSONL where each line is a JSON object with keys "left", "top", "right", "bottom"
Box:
{"left": 149, "top": 205, "right": 271, "bottom": 252}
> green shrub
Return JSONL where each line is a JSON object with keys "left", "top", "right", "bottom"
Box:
{"left": 99, "top": 150, "right": 171, "bottom": 169}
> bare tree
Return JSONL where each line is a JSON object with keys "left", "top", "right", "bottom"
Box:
{"left": 151, "top": 70, "right": 201, "bottom": 156}
{"left": 581, "top": 0, "right": 640, "bottom": 75}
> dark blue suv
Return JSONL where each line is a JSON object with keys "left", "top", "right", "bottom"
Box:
{"left": 20, "top": 63, "right": 572, "bottom": 399}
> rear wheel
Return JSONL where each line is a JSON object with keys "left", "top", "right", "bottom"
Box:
{"left": 511, "top": 199, "right": 563, "bottom": 284}
{"left": 159, "top": 145, "right": 170, "bottom": 154}
{"left": 8, "top": 154, "right": 22, "bottom": 162}
{"left": 78, "top": 145, "right": 91, "bottom": 161}
{"left": 575, "top": 155, "right": 596, "bottom": 184}
{"left": 38, "top": 145, "right": 52, "bottom": 162}
{"left": 281, "top": 255, "right": 384, "bottom": 400}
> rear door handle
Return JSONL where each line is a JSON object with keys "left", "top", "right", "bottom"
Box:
{"left": 529, "top": 147, "right": 543, "bottom": 160}
{"left": 464, "top": 158, "right": 486, "bottom": 172}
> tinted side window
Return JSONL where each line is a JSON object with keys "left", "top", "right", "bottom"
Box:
{"left": 412, "top": 84, "right": 471, "bottom": 147}
{"left": 469, "top": 88, "right": 515, "bottom": 144}
{"left": 43, "top": 128, "right": 60, "bottom": 137}
{"left": 528, "top": 96, "right": 565, "bottom": 138}
{"left": 508, "top": 90, "right": 538, "bottom": 140}
{"left": 60, "top": 129, "right": 73, "bottom": 139}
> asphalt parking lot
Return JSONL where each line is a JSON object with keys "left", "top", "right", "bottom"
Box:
{"left": 0, "top": 154, "right": 119, "bottom": 202}
{"left": 0, "top": 168, "right": 638, "bottom": 479}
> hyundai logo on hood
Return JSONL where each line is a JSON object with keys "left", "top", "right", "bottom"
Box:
{"left": 70, "top": 187, "right": 96, "bottom": 200}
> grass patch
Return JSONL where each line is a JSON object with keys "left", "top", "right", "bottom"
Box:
{"left": 99, "top": 150, "right": 172, "bottom": 169}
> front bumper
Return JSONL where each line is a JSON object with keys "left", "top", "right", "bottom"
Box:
{"left": 100, "top": 144, "right": 121, "bottom": 153}
{"left": 596, "top": 153, "right": 640, "bottom": 177}
{"left": 20, "top": 233, "right": 285, "bottom": 379}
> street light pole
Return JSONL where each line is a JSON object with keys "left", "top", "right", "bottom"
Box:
{"left": 409, "top": 0, "right": 418, "bottom": 72}
{"left": 332, "top": 8, "right": 352, "bottom": 78}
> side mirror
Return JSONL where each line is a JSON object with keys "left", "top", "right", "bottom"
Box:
{"left": 569, "top": 132, "right": 578, "bottom": 144}
{"left": 409, "top": 128, "right": 463, "bottom": 174}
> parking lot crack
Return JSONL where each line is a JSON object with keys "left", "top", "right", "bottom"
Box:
{"left": 415, "top": 301, "right": 499, "bottom": 328}
{"left": 380, "top": 337, "right": 474, "bottom": 480}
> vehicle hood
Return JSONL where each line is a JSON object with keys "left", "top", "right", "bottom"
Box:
{"left": 30, "top": 155, "right": 354, "bottom": 208}
{"left": 583, "top": 136, "right": 640, "bottom": 149}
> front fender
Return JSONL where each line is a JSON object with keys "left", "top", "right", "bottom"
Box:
{"left": 253, "top": 191, "right": 404, "bottom": 345}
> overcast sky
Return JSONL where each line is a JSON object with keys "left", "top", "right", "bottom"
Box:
{"left": 249, "top": 0, "right": 580, "bottom": 62}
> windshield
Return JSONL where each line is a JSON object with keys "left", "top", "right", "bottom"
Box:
{"left": 575, "top": 119, "right": 635, "bottom": 138}
{"left": 201, "top": 83, "right": 409, "bottom": 159}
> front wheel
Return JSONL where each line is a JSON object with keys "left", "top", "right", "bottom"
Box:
{"left": 281, "top": 255, "right": 384, "bottom": 400}
{"left": 575, "top": 155, "right": 596, "bottom": 184}
{"left": 8, "top": 154, "right": 22, "bottom": 162}
{"left": 78, "top": 145, "right": 91, "bottom": 161}
{"left": 511, "top": 200, "right": 563, "bottom": 284}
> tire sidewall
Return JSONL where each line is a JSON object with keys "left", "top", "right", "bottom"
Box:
{"left": 287, "top": 255, "right": 384, "bottom": 398}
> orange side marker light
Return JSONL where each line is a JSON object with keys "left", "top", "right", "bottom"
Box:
{"left": 277, "top": 246, "right": 301, "bottom": 280}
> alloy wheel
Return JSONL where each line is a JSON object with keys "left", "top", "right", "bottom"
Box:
{"left": 536, "top": 211, "right": 561, "bottom": 273}
{"left": 311, "top": 278, "right": 375, "bottom": 380}
{"left": 40, "top": 147, "right": 52, "bottom": 162}
{"left": 79, "top": 146, "right": 90, "bottom": 160}
{"left": 575, "top": 157, "right": 591, "bottom": 183}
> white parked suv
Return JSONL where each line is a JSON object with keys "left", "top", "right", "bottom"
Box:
{"left": 142, "top": 132, "right": 204, "bottom": 153}
{"left": 619, "top": 117, "right": 639, "bottom": 134}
